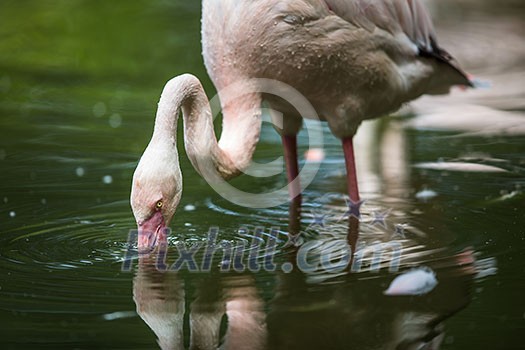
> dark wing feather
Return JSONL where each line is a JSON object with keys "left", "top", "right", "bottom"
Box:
{"left": 323, "top": 0, "right": 472, "bottom": 85}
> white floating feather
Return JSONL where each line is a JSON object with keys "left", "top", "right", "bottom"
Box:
{"left": 415, "top": 188, "right": 438, "bottom": 200}
{"left": 384, "top": 267, "right": 438, "bottom": 296}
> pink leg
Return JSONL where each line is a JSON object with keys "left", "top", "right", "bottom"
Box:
{"left": 282, "top": 135, "right": 301, "bottom": 203}
{"left": 342, "top": 137, "right": 360, "bottom": 203}
{"left": 343, "top": 138, "right": 361, "bottom": 271}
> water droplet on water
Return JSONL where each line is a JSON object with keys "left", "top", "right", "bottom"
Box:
{"left": 76, "top": 167, "right": 85, "bottom": 177}
{"left": 9, "top": 211, "right": 16, "bottom": 218}
{"left": 102, "top": 311, "right": 136, "bottom": 321}
{"left": 92, "top": 102, "right": 107, "bottom": 118}
{"left": 184, "top": 204, "right": 196, "bottom": 212}
{"left": 281, "top": 262, "right": 293, "bottom": 273}
{"left": 109, "top": 113, "right": 122, "bottom": 128}
{"left": 415, "top": 188, "right": 438, "bottom": 201}
{"left": 102, "top": 175, "right": 113, "bottom": 185}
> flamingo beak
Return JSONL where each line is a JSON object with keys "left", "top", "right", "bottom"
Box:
{"left": 137, "top": 211, "right": 167, "bottom": 250}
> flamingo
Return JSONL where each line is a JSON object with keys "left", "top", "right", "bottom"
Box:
{"left": 131, "top": 0, "right": 472, "bottom": 247}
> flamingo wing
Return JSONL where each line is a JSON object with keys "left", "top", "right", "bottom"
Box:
{"left": 323, "top": 0, "right": 471, "bottom": 83}
{"left": 323, "top": 0, "right": 436, "bottom": 52}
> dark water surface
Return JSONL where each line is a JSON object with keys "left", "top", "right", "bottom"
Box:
{"left": 1, "top": 1, "right": 524, "bottom": 349}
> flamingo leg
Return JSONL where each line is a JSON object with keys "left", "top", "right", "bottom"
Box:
{"left": 282, "top": 135, "right": 301, "bottom": 203}
{"left": 342, "top": 137, "right": 360, "bottom": 203}
{"left": 343, "top": 138, "right": 361, "bottom": 270}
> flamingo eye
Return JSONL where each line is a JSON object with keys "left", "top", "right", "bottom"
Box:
{"left": 155, "top": 200, "right": 163, "bottom": 210}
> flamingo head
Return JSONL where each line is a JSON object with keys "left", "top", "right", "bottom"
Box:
{"left": 130, "top": 140, "right": 182, "bottom": 249}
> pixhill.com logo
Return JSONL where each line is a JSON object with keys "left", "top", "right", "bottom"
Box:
{"left": 122, "top": 199, "right": 404, "bottom": 275}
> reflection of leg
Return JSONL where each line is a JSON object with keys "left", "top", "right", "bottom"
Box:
{"left": 282, "top": 135, "right": 301, "bottom": 204}
{"left": 288, "top": 198, "right": 301, "bottom": 238}
{"left": 223, "top": 281, "right": 267, "bottom": 350}
{"left": 342, "top": 137, "right": 360, "bottom": 203}
{"left": 189, "top": 302, "right": 225, "bottom": 350}
{"left": 347, "top": 216, "right": 360, "bottom": 271}
{"left": 189, "top": 278, "right": 225, "bottom": 350}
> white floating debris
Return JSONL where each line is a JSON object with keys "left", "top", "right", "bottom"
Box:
{"left": 109, "top": 113, "right": 122, "bottom": 128}
{"left": 102, "top": 175, "right": 113, "bottom": 184}
{"left": 184, "top": 204, "right": 196, "bottom": 212}
{"left": 493, "top": 190, "right": 521, "bottom": 202}
{"left": 384, "top": 267, "right": 438, "bottom": 296}
{"left": 415, "top": 189, "right": 438, "bottom": 201}
{"left": 414, "top": 162, "right": 507, "bottom": 173}
{"left": 75, "top": 167, "right": 85, "bottom": 177}
{"left": 92, "top": 102, "right": 107, "bottom": 118}
{"left": 102, "top": 311, "right": 136, "bottom": 321}
{"left": 9, "top": 211, "right": 16, "bottom": 218}
{"left": 184, "top": 222, "right": 192, "bottom": 227}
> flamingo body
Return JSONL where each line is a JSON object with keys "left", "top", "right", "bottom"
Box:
{"left": 202, "top": 0, "right": 470, "bottom": 137}
{"left": 131, "top": 0, "right": 471, "bottom": 246}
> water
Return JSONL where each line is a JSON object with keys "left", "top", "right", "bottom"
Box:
{"left": 1, "top": 1, "right": 524, "bottom": 349}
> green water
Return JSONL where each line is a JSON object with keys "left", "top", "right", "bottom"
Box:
{"left": 1, "top": 1, "right": 524, "bottom": 349}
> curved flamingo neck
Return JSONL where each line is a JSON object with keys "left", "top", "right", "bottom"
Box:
{"left": 152, "top": 74, "right": 261, "bottom": 180}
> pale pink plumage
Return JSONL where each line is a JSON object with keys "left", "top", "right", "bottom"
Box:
{"left": 131, "top": 0, "right": 471, "bottom": 244}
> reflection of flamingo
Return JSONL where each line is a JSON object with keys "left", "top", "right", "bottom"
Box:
{"left": 130, "top": 0, "right": 471, "bottom": 246}
{"left": 133, "top": 259, "right": 267, "bottom": 350}
{"left": 133, "top": 249, "right": 477, "bottom": 349}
